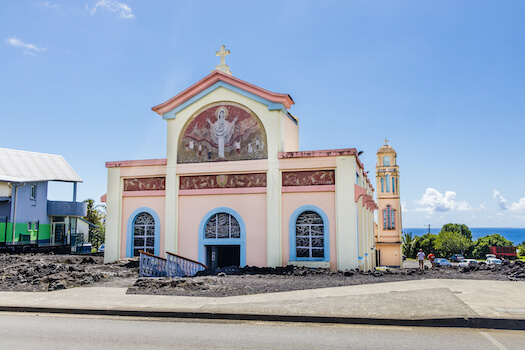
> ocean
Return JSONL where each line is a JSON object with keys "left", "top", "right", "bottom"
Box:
{"left": 403, "top": 227, "right": 525, "bottom": 245}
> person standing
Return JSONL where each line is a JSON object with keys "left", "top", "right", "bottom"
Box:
{"left": 428, "top": 251, "right": 435, "bottom": 268}
{"left": 417, "top": 249, "right": 425, "bottom": 269}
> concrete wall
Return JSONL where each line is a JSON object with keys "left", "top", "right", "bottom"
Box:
{"left": 282, "top": 191, "right": 336, "bottom": 270}
{"left": 11, "top": 182, "right": 50, "bottom": 225}
{"left": 178, "top": 193, "right": 267, "bottom": 266}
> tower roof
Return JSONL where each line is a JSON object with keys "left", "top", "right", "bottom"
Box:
{"left": 377, "top": 144, "right": 396, "bottom": 154}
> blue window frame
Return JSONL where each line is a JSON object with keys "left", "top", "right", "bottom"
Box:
{"left": 198, "top": 207, "right": 246, "bottom": 267}
{"left": 126, "top": 207, "right": 161, "bottom": 257}
{"left": 381, "top": 178, "right": 384, "bottom": 192}
{"left": 386, "top": 175, "right": 390, "bottom": 192}
{"left": 392, "top": 177, "right": 395, "bottom": 193}
{"left": 289, "top": 205, "right": 329, "bottom": 262}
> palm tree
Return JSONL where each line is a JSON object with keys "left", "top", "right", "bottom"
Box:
{"left": 402, "top": 232, "right": 418, "bottom": 258}
{"left": 83, "top": 199, "right": 106, "bottom": 250}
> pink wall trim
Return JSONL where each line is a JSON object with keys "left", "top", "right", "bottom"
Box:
{"left": 106, "top": 159, "right": 167, "bottom": 168}
{"left": 282, "top": 185, "right": 335, "bottom": 193}
{"left": 354, "top": 185, "right": 367, "bottom": 203}
{"left": 151, "top": 70, "right": 294, "bottom": 115}
{"left": 179, "top": 187, "right": 267, "bottom": 196}
{"left": 100, "top": 193, "right": 107, "bottom": 203}
{"left": 122, "top": 190, "right": 166, "bottom": 197}
{"left": 279, "top": 148, "right": 358, "bottom": 159}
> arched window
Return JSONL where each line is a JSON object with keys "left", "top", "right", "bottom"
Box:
{"left": 133, "top": 212, "right": 155, "bottom": 256}
{"left": 383, "top": 205, "right": 396, "bottom": 230}
{"left": 386, "top": 175, "right": 390, "bottom": 192}
{"left": 295, "top": 211, "right": 324, "bottom": 258}
{"left": 383, "top": 156, "right": 390, "bottom": 166}
{"left": 204, "top": 213, "right": 241, "bottom": 239}
{"left": 381, "top": 177, "right": 384, "bottom": 192}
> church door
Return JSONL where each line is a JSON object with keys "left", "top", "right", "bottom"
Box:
{"left": 203, "top": 212, "right": 242, "bottom": 268}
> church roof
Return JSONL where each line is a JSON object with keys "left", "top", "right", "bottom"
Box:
{"left": 0, "top": 148, "right": 82, "bottom": 183}
{"left": 151, "top": 70, "right": 294, "bottom": 116}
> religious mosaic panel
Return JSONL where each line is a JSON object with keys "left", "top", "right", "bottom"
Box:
{"left": 178, "top": 102, "right": 267, "bottom": 163}
{"left": 124, "top": 177, "right": 166, "bottom": 191}
{"left": 180, "top": 173, "right": 266, "bottom": 190}
{"left": 282, "top": 170, "right": 335, "bottom": 187}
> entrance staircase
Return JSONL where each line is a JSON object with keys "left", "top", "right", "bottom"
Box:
{"left": 139, "top": 251, "right": 207, "bottom": 277}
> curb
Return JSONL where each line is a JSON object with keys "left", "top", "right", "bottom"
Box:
{"left": 0, "top": 306, "right": 523, "bottom": 330}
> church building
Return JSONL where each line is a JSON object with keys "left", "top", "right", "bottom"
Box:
{"left": 103, "top": 46, "right": 378, "bottom": 271}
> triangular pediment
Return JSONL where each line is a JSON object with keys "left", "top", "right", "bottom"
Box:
{"left": 151, "top": 70, "right": 294, "bottom": 119}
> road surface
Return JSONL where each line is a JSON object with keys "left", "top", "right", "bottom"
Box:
{"left": 0, "top": 313, "right": 522, "bottom": 349}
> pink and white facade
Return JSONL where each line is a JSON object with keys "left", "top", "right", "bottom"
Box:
{"left": 104, "top": 59, "right": 377, "bottom": 271}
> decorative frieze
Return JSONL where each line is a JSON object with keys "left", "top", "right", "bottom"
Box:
{"left": 282, "top": 170, "right": 335, "bottom": 187}
{"left": 124, "top": 177, "right": 166, "bottom": 191}
{"left": 179, "top": 173, "right": 266, "bottom": 190}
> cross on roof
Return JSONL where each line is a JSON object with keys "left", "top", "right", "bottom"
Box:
{"left": 383, "top": 138, "right": 389, "bottom": 145}
{"left": 214, "top": 45, "right": 232, "bottom": 75}
{"left": 216, "top": 45, "right": 230, "bottom": 65}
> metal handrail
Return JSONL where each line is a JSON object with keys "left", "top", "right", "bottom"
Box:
{"left": 166, "top": 251, "right": 207, "bottom": 277}
{"left": 138, "top": 250, "right": 167, "bottom": 277}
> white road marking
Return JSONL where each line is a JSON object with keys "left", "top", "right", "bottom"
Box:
{"left": 480, "top": 331, "right": 508, "bottom": 350}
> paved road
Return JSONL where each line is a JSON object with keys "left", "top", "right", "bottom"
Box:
{"left": 0, "top": 313, "right": 523, "bottom": 349}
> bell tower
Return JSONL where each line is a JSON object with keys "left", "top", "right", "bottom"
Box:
{"left": 375, "top": 139, "right": 402, "bottom": 267}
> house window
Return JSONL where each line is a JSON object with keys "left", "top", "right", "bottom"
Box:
{"left": 381, "top": 178, "right": 384, "bottom": 192}
{"left": 295, "top": 211, "right": 324, "bottom": 258}
{"left": 30, "top": 185, "right": 36, "bottom": 199}
{"left": 383, "top": 156, "right": 390, "bottom": 166}
{"left": 204, "top": 213, "right": 240, "bottom": 239}
{"left": 133, "top": 212, "right": 155, "bottom": 256}
{"left": 386, "top": 175, "right": 390, "bottom": 192}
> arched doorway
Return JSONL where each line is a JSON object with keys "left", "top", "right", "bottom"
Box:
{"left": 198, "top": 208, "right": 246, "bottom": 268}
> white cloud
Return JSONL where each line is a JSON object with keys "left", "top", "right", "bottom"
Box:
{"left": 509, "top": 197, "right": 525, "bottom": 212}
{"left": 41, "top": 2, "right": 59, "bottom": 9}
{"left": 493, "top": 189, "right": 508, "bottom": 210}
{"left": 401, "top": 201, "right": 408, "bottom": 212}
{"left": 88, "top": 0, "right": 135, "bottom": 19}
{"left": 493, "top": 190, "right": 525, "bottom": 212}
{"left": 415, "top": 188, "right": 471, "bottom": 213}
{"left": 5, "top": 38, "right": 46, "bottom": 54}
{"left": 479, "top": 204, "right": 487, "bottom": 211}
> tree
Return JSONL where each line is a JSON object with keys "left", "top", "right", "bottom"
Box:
{"left": 440, "top": 223, "right": 472, "bottom": 241}
{"left": 471, "top": 234, "right": 514, "bottom": 259}
{"left": 83, "top": 199, "right": 106, "bottom": 250}
{"left": 435, "top": 230, "right": 472, "bottom": 257}
{"left": 402, "top": 232, "right": 419, "bottom": 258}
{"left": 414, "top": 233, "right": 439, "bottom": 256}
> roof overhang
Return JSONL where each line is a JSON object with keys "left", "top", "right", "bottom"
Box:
{"left": 152, "top": 70, "right": 294, "bottom": 119}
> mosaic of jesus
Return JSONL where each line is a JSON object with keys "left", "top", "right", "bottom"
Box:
{"left": 178, "top": 103, "right": 268, "bottom": 163}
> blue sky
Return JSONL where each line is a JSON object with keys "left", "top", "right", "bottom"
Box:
{"left": 1, "top": 1, "right": 524, "bottom": 229}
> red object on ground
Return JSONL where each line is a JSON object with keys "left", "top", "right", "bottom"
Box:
{"left": 489, "top": 246, "right": 517, "bottom": 259}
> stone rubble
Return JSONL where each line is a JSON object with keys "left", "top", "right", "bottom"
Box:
{"left": 0, "top": 254, "right": 524, "bottom": 295}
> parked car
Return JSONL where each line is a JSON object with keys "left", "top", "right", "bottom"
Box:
{"left": 98, "top": 243, "right": 105, "bottom": 253}
{"left": 486, "top": 257, "right": 502, "bottom": 265}
{"left": 459, "top": 259, "right": 478, "bottom": 268}
{"left": 434, "top": 258, "right": 452, "bottom": 267}
{"left": 449, "top": 254, "right": 465, "bottom": 262}
{"left": 486, "top": 254, "right": 497, "bottom": 259}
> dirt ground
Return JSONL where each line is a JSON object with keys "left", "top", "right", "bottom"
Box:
{"left": 0, "top": 254, "right": 523, "bottom": 296}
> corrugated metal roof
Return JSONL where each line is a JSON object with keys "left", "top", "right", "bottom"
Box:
{"left": 0, "top": 148, "right": 82, "bottom": 183}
